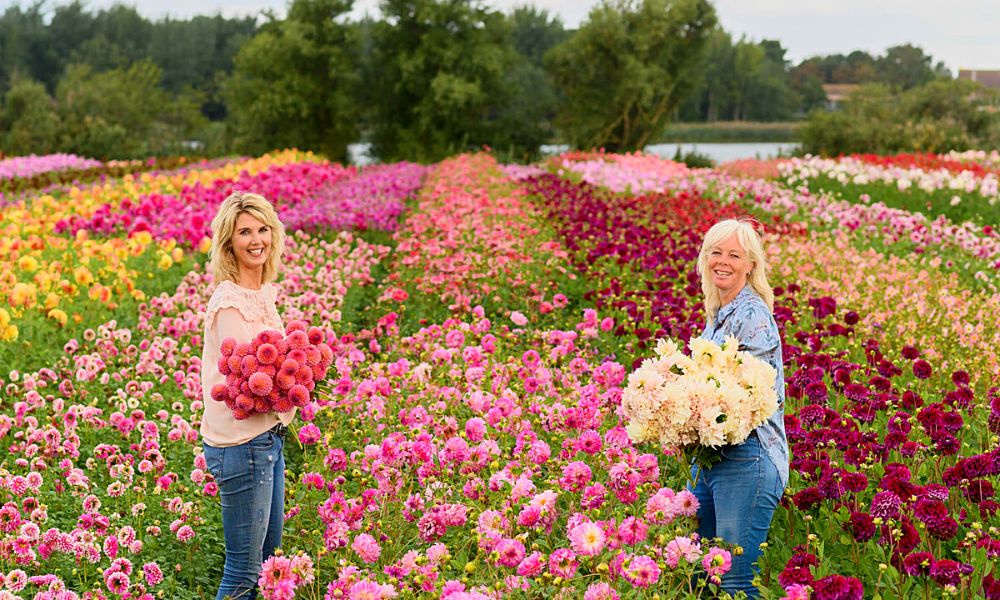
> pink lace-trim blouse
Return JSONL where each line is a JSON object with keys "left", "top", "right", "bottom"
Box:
{"left": 200, "top": 280, "right": 296, "bottom": 447}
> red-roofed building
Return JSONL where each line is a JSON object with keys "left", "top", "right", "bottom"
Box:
{"left": 959, "top": 69, "right": 1000, "bottom": 90}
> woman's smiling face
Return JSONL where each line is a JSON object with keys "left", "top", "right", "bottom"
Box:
{"left": 707, "top": 232, "right": 753, "bottom": 302}
{"left": 231, "top": 211, "right": 271, "bottom": 276}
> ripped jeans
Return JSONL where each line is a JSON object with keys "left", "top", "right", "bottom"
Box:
{"left": 203, "top": 429, "right": 285, "bottom": 600}
{"left": 689, "top": 431, "right": 784, "bottom": 599}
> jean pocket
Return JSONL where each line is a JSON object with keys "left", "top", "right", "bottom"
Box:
{"left": 247, "top": 431, "right": 276, "bottom": 450}
{"left": 719, "top": 442, "right": 762, "bottom": 463}
{"left": 202, "top": 445, "right": 224, "bottom": 481}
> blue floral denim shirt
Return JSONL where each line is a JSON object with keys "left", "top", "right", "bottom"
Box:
{"left": 701, "top": 284, "right": 789, "bottom": 488}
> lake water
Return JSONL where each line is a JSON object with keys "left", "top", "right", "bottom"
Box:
{"left": 348, "top": 142, "right": 799, "bottom": 166}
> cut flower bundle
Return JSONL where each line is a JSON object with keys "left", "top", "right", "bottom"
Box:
{"left": 622, "top": 336, "right": 778, "bottom": 464}
{"left": 210, "top": 320, "right": 334, "bottom": 420}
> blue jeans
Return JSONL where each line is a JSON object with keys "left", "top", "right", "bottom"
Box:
{"left": 203, "top": 430, "right": 285, "bottom": 600}
{"left": 689, "top": 432, "right": 784, "bottom": 599}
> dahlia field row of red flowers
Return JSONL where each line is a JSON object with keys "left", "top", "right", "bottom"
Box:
{"left": 0, "top": 149, "right": 996, "bottom": 600}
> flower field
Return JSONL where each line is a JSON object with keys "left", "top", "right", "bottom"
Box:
{"left": 1, "top": 149, "right": 998, "bottom": 599}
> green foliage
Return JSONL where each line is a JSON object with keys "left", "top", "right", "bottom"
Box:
{"left": 367, "top": 0, "right": 540, "bottom": 163}
{"left": 509, "top": 6, "right": 568, "bottom": 68}
{"left": 678, "top": 31, "right": 796, "bottom": 122}
{"left": 876, "top": 43, "right": 950, "bottom": 90}
{"left": 546, "top": 0, "right": 717, "bottom": 152}
{"left": 670, "top": 146, "right": 715, "bottom": 168}
{"left": 54, "top": 60, "right": 205, "bottom": 159}
{"left": 0, "top": 74, "right": 60, "bottom": 154}
{"left": 656, "top": 120, "right": 800, "bottom": 143}
{"left": 0, "top": 1, "right": 255, "bottom": 98}
{"left": 493, "top": 6, "right": 569, "bottom": 161}
{"left": 0, "top": 2, "right": 51, "bottom": 91}
{"left": 788, "top": 44, "right": 951, "bottom": 114}
{"left": 800, "top": 79, "right": 1000, "bottom": 156}
{"left": 224, "top": 0, "right": 359, "bottom": 162}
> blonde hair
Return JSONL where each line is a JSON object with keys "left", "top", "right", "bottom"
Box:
{"left": 208, "top": 191, "right": 286, "bottom": 285}
{"left": 697, "top": 219, "right": 774, "bottom": 323}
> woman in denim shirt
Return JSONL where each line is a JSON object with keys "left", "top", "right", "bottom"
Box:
{"left": 691, "top": 219, "right": 788, "bottom": 598}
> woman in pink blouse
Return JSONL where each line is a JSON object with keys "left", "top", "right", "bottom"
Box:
{"left": 200, "top": 191, "right": 294, "bottom": 600}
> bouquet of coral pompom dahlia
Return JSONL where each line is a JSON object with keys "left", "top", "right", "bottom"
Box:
{"left": 622, "top": 336, "right": 778, "bottom": 470}
{"left": 210, "top": 320, "right": 334, "bottom": 420}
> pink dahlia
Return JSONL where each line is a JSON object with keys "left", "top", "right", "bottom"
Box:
{"left": 248, "top": 372, "right": 274, "bottom": 396}
{"left": 702, "top": 547, "right": 733, "bottom": 577}
{"left": 665, "top": 536, "right": 702, "bottom": 567}
{"left": 548, "top": 548, "right": 578, "bottom": 579}
{"left": 256, "top": 343, "right": 279, "bottom": 365}
{"left": 496, "top": 538, "right": 526, "bottom": 567}
{"left": 516, "top": 551, "right": 545, "bottom": 577}
{"left": 288, "top": 384, "right": 310, "bottom": 406}
{"left": 583, "top": 582, "right": 620, "bottom": 600}
{"left": 568, "top": 521, "right": 606, "bottom": 556}
{"left": 623, "top": 554, "right": 660, "bottom": 587}
{"left": 352, "top": 533, "right": 381, "bottom": 564}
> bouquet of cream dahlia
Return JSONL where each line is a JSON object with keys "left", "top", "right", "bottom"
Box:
{"left": 622, "top": 336, "right": 778, "bottom": 465}
{"left": 210, "top": 320, "right": 334, "bottom": 420}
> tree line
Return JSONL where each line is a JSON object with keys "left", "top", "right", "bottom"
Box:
{"left": 0, "top": 0, "right": 990, "bottom": 162}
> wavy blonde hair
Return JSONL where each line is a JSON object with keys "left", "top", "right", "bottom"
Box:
{"left": 697, "top": 219, "right": 774, "bottom": 323}
{"left": 208, "top": 191, "right": 286, "bottom": 285}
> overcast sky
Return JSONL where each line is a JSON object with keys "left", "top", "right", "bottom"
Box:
{"left": 64, "top": 0, "right": 1000, "bottom": 71}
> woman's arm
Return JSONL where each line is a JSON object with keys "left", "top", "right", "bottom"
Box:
{"left": 727, "top": 303, "right": 779, "bottom": 358}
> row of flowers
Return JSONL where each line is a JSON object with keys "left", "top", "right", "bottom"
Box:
{"left": 538, "top": 158, "right": 1000, "bottom": 598}
{"left": 0, "top": 154, "right": 102, "bottom": 180}
{"left": 0, "top": 223, "right": 400, "bottom": 598}
{"left": 777, "top": 155, "right": 1000, "bottom": 231}
{"left": 2, "top": 149, "right": 998, "bottom": 599}
{"left": 0, "top": 155, "right": 424, "bottom": 376}
{"left": 559, "top": 154, "right": 1000, "bottom": 284}
{"left": 853, "top": 152, "right": 1000, "bottom": 178}
{"left": 247, "top": 155, "right": 753, "bottom": 599}
{"left": 54, "top": 161, "right": 425, "bottom": 248}
{"left": 780, "top": 156, "right": 999, "bottom": 201}
{"left": 383, "top": 153, "right": 575, "bottom": 316}
{"left": 548, "top": 151, "right": 690, "bottom": 195}
{"left": 945, "top": 150, "right": 1000, "bottom": 169}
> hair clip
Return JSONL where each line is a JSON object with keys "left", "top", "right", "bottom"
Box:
{"left": 737, "top": 216, "right": 765, "bottom": 236}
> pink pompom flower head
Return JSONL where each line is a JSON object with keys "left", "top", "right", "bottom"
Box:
{"left": 210, "top": 321, "right": 334, "bottom": 420}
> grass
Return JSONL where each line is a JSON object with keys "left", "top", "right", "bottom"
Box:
{"left": 655, "top": 121, "right": 802, "bottom": 143}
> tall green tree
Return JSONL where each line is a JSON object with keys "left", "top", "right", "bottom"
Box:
{"left": 496, "top": 6, "right": 568, "bottom": 159}
{"left": 547, "top": 0, "right": 716, "bottom": 151}
{"left": 69, "top": 5, "right": 153, "bottom": 71}
{"left": 0, "top": 75, "right": 60, "bottom": 154}
{"left": 367, "top": 0, "right": 527, "bottom": 162}
{"left": 0, "top": 2, "right": 51, "bottom": 90}
{"left": 224, "top": 0, "right": 359, "bottom": 162}
{"left": 877, "top": 43, "right": 948, "bottom": 90}
{"left": 55, "top": 61, "right": 173, "bottom": 158}
{"left": 509, "top": 6, "right": 568, "bottom": 68}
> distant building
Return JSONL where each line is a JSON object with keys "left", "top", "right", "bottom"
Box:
{"left": 821, "top": 83, "right": 861, "bottom": 111}
{"left": 959, "top": 70, "right": 1000, "bottom": 111}
{"left": 958, "top": 69, "right": 1000, "bottom": 91}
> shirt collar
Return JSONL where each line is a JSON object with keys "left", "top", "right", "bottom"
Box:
{"left": 715, "top": 284, "right": 755, "bottom": 325}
